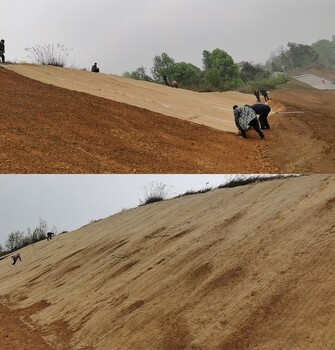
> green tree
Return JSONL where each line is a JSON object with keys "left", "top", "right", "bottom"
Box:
{"left": 239, "top": 61, "right": 270, "bottom": 82}
{"left": 287, "top": 42, "right": 318, "bottom": 68}
{"left": 265, "top": 46, "right": 289, "bottom": 72}
{"left": 151, "top": 52, "right": 176, "bottom": 83}
{"left": 123, "top": 66, "right": 153, "bottom": 81}
{"left": 312, "top": 39, "right": 335, "bottom": 68}
{"left": 202, "top": 49, "right": 241, "bottom": 91}
{"left": 266, "top": 42, "right": 318, "bottom": 72}
{"left": 170, "top": 62, "right": 202, "bottom": 89}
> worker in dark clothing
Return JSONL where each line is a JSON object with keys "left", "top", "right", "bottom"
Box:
{"left": 163, "top": 74, "right": 169, "bottom": 86}
{"left": 11, "top": 253, "right": 21, "bottom": 265}
{"left": 254, "top": 89, "right": 261, "bottom": 102}
{"left": 47, "top": 232, "right": 54, "bottom": 240}
{"left": 0, "top": 39, "right": 5, "bottom": 63}
{"left": 91, "top": 62, "right": 100, "bottom": 72}
{"left": 249, "top": 103, "right": 272, "bottom": 130}
{"left": 233, "top": 105, "right": 264, "bottom": 139}
{"left": 260, "top": 89, "right": 269, "bottom": 101}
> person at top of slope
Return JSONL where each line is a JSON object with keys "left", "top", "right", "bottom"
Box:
{"left": 91, "top": 62, "right": 100, "bottom": 73}
{"left": 0, "top": 39, "right": 5, "bottom": 63}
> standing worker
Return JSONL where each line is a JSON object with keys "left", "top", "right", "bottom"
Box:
{"left": 260, "top": 89, "right": 270, "bottom": 102}
{"left": 254, "top": 89, "right": 261, "bottom": 102}
{"left": 233, "top": 105, "right": 265, "bottom": 139}
{"left": 249, "top": 103, "right": 272, "bottom": 130}
{"left": 0, "top": 39, "right": 5, "bottom": 63}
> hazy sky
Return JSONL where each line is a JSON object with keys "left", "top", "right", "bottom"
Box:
{"left": 2, "top": 0, "right": 334, "bottom": 75}
{"left": 0, "top": 174, "right": 242, "bottom": 246}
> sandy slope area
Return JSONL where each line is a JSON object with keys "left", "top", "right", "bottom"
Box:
{"left": 0, "top": 175, "right": 335, "bottom": 350}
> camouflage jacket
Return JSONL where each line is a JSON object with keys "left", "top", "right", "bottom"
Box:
{"left": 233, "top": 106, "right": 257, "bottom": 131}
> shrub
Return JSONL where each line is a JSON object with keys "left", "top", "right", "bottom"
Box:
{"left": 238, "top": 74, "right": 288, "bottom": 93}
{"left": 218, "top": 174, "right": 296, "bottom": 189}
{"left": 140, "top": 182, "right": 171, "bottom": 205}
{"left": 25, "top": 43, "right": 72, "bottom": 67}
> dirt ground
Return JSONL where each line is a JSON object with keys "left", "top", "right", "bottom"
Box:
{"left": 0, "top": 301, "right": 54, "bottom": 350}
{"left": 268, "top": 79, "right": 335, "bottom": 173}
{"left": 0, "top": 299, "right": 81, "bottom": 350}
{"left": 1, "top": 65, "right": 334, "bottom": 173}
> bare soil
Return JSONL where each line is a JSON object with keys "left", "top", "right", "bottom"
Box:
{"left": 267, "top": 79, "right": 335, "bottom": 173}
{"left": 0, "top": 301, "right": 54, "bottom": 350}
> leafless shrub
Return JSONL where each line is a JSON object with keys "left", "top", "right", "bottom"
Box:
{"left": 140, "top": 182, "right": 171, "bottom": 205}
{"left": 25, "top": 43, "right": 72, "bottom": 67}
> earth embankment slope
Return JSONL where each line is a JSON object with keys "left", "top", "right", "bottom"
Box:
{"left": 1, "top": 174, "right": 335, "bottom": 349}
{"left": 0, "top": 65, "right": 274, "bottom": 174}
{"left": 268, "top": 79, "right": 335, "bottom": 173}
{"left": 3, "top": 64, "right": 335, "bottom": 173}
{"left": 3, "top": 64, "right": 252, "bottom": 133}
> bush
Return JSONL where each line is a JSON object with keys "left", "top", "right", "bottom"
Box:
{"left": 218, "top": 174, "right": 295, "bottom": 189}
{"left": 238, "top": 74, "right": 288, "bottom": 94}
{"left": 140, "top": 182, "right": 171, "bottom": 205}
{"left": 25, "top": 43, "right": 72, "bottom": 67}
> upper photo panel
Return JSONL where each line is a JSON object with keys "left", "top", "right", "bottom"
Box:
{"left": 1, "top": 0, "right": 335, "bottom": 174}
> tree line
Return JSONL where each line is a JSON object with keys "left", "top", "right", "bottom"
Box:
{"left": 0, "top": 218, "right": 59, "bottom": 256}
{"left": 266, "top": 36, "right": 335, "bottom": 73}
{"left": 123, "top": 36, "right": 335, "bottom": 92}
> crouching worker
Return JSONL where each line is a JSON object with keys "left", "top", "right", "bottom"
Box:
{"left": 249, "top": 103, "right": 272, "bottom": 130}
{"left": 233, "top": 105, "right": 264, "bottom": 139}
{"left": 47, "top": 231, "right": 54, "bottom": 240}
{"left": 12, "top": 253, "right": 21, "bottom": 265}
{"left": 91, "top": 62, "right": 100, "bottom": 72}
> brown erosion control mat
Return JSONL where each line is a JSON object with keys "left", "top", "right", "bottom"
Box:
{"left": 0, "top": 175, "right": 335, "bottom": 349}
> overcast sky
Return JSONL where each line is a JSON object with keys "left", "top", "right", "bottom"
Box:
{"left": 0, "top": 174, "right": 244, "bottom": 246}
{"left": 2, "top": 0, "right": 334, "bottom": 75}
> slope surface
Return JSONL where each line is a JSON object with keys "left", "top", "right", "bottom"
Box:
{"left": 3, "top": 64, "right": 252, "bottom": 132}
{"left": 268, "top": 80, "right": 335, "bottom": 173}
{"left": 0, "top": 66, "right": 275, "bottom": 174}
{"left": 2, "top": 64, "right": 335, "bottom": 173}
{"left": 0, "top": 175, "right": 335, "bottom": 349}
